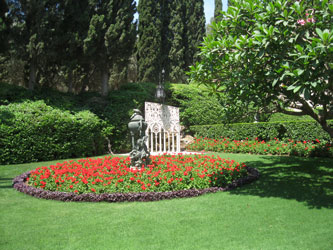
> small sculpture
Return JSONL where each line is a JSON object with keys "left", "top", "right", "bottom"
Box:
{"left": 128, "top": 109, "right": 150, "bottom": 168}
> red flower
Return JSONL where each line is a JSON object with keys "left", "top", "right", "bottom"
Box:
{"left": 91, "top": 188, "right": 96, "bottom": 192}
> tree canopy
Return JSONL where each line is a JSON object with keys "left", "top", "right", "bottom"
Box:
{"left": 189, "top": 0, "right": 333, "bottom": 138}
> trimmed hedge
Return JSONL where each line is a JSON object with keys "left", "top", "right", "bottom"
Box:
{"left": 0, "top": 100, "right": 106, "bottom": 164}
{"left": 0, "top": 82, "right": 157, "bottom": 154}
{"left": 190, "top": 120, "right": 333, "bottom": 142}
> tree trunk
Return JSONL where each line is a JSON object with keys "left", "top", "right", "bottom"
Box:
{"left": 319, "top": 120, "right": 333, "bottom": 139}
{"left": 29, "top": 61, "right": 37, "bottom": 90}
{"left": 101, "top": 68, "right": 109, "bottom": 97}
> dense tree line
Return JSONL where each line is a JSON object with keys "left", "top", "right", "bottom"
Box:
{"left": 1, "top": 0, "right": 136, "bottom": 96}
{"left": 0, "top": 0, "right": 206, "bottom": 95}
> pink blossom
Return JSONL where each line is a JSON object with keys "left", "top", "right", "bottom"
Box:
{"left": 297, "top": 19, "right": 306, "bottom": 25}
{"left": 307, "top": 17, "right": 315, "bottom": 23}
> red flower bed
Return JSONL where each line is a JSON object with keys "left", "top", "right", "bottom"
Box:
{"left": 27, "top": 154, "right": 248, "bottom": 194}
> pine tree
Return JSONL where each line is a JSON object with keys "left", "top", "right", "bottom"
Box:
{"left": 184, "top": 0, "right": 205, "bottom": 69}
{"left": 137, "top": 0, "right": 163, "bottom": 83}
{"left": 84, "top": 0, "right": 136, "bottom": 96}
{"left": 214, "top": 0, "right": 223, "bottom": 22}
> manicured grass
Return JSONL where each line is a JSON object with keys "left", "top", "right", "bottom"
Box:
{"left": 1, "top": 153, "right": 333, "bottom": 250}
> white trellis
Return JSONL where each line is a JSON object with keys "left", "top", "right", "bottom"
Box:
{"left": 145, "top": 102, "right": 181, "bottom": 153}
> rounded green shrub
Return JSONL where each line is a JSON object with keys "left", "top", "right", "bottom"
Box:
{"left": 0, "top": 100, "right": 106, "bottom": 164}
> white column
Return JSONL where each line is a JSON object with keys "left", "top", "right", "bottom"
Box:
{"left": 159, "top": 129, "right": 162, "bottom": 152}
{"left": 150, "top": 130, "right": 153, "bottom": 152}
{"left": 163, "top": 130, "right": 166, "bottom": 152}
{"left": 155, "top": 132, "right": 158, "bottom": 152}
{"left": 177, "top": 132, "right": 181, "bottom": 152}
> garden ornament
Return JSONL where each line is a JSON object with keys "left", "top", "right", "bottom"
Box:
{"left": 128, "top": 109, "right": 150, "bottom": 168}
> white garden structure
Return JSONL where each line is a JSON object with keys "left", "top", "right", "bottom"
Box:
{"left": 145, "top": 102, "right": 181, "bottom": 154}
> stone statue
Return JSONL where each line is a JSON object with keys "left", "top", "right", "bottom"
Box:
{"left": 128, "top": 109, "right": 150, "bottom": 168}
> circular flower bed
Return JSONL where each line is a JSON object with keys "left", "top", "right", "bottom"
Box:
{"left": 13, "top": 154, "right": 259, "bottom": 202}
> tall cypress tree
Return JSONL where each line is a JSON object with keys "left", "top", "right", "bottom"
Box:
{"left": 214, "top": 0, "right": 223, "bottom": 22}
{"left": 137, "top": 0, "right": 205, "bottom": 84}
{"left": 160, "top": 0, "right": 171, "bottom": 81}
{"left": 137, "top": 0, "right": 163, "bottom": 83}
{"left": 185, "top": 0, "right": 205, "bottom": 69}
{"left": 84, "top": 0, "right": 136, "bottom": 96}
{"left": 58, "top": 0, "right": 91, "bottom": 93}
{"left": 168, "top": 0, "right": 185, "bottom": 82}
{"left": 8, "top": 0, "right": 62, "bottom": 90}
{"left": 0, "top": 0, "right": 9, "bottom": 54}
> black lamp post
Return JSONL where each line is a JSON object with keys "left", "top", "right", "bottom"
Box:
{"left": 155, "top": 68, "right": 166, "bottom": 103}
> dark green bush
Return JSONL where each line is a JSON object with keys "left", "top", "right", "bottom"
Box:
{"left": 167, "top": 84, "right": 227, "bottom": 127}
{"left": 166, "top": 83, "right": 256, "bottom": 129}
{"left": 190, "top": 120, "right": 333, "bottom": 142}
{"left": 0, "top": 82, "right": 157, "bottom": 154}
{"left": 0, "top": 82, "right": 33, "bottom": 105}
{"left": 0, "top": 100, "right": 106, "bottom": 164}
{"left": 83, "top": 82, "right": 157, "bottom": 152}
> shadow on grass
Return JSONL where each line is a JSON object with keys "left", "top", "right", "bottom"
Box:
{"left": 0, "top": 178, "right": 13, "bottom": 189}
{"left": 230, "top": 155, "right": 333, "bottom": 209}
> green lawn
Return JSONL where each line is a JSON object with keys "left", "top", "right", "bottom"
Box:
{"left": 1, "top": 153, "right": 332, "bottom": 250}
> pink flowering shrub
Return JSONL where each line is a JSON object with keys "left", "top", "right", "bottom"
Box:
{"left": 297, "top": 8, "right": 315, "bottom": 25}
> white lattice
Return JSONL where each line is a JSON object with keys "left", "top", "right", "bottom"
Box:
{"left": 145, "top": 102, "right": 181, "bottom": 153}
